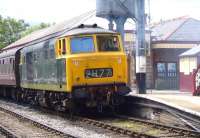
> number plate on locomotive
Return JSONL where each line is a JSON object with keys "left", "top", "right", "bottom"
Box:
{"left": 85, "top": 68, "right": 113, "bottom": 78}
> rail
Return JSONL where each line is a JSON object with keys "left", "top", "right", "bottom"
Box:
{"left": 0, "top": 104, "right": 76, "bottom": 138}
{"left": 0, "top": 124, "right": 18, "bottom": 138}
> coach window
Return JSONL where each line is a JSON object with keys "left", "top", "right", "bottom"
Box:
{"left": 12, "top": 59, "right": 15, "bottom": 71}
{"left": 2, "top": 59, "right": 4, "bottom": 64}
{"left": 62, "top": 39, "right": 66, "bottom": 55}
{"left": 10, "top": 58, "right": 12, "bottom": 64}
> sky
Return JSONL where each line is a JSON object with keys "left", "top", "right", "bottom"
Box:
{"left": 0, "top": 0, "right": 200, "bottom": 26}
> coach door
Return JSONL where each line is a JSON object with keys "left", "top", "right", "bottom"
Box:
{"left": 155, "top": 62, "right": 178, "bottom": 90}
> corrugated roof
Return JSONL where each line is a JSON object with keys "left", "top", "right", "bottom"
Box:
{"left": 179, "top": 45, "right": 200, "bottom": 57}
{"left": 2, "top": 10, "right": 96, "bottom": 51}
{"left": 168, "top": 18, "right": 200, "bottom": 41}
{"left": 152, "top": 16, "right": 200, "bottom": 42}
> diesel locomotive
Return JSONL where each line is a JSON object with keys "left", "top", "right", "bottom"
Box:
{"left": 0, "top": 24, "right": 130, "bottom": 112}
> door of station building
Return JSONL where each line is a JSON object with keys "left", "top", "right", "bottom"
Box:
{"left": 155, "top": 62, "right": 178, "bottom": 90}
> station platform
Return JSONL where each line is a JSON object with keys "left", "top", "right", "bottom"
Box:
{"left": 129, "top": 90, "right": 200, "bottom": 117}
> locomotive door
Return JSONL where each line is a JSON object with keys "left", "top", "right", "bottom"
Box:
{"left": 57, "top": 59, "right": 63, "bottom": 88}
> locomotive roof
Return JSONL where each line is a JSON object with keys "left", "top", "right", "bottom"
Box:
{"left": 60, "top": 25, "right": 117, "bottom": 38}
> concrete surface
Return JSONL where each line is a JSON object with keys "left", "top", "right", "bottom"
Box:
{"left": 130, "top": 90, "right": 200, "bottom": 116}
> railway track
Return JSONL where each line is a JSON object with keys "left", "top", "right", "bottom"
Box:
{"left": 73, "top": 116, "right": 156, "bottom": 138}
{"left": 0, "top": 97, "right": 200, "bottom": 138}
{"left": 37, "top": 107, "right": 157, "bottom": 138}
{"left": 39, "top": 107, "right": 200, "bottom": 138}
{"left": 119, "top": 95, "right": 200, "bottom": 137}
{"left": 0, "top": 104, "right": 76, "bottom": 138}
{"left": 0, "top": 123, "right": 17, "bottom": 138}
{"left": 114, "top": 114, "right": 200, "bottom": 137}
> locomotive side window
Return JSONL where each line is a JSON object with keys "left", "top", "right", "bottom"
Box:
{"left": 50, "top": 49, "right": 55, "bottom": 58}
{"left": 49, "top": 40, "right": 55, "bottom": 58}
{"left": 62, "top": 39, "right": 66, "bottom": 55}
{"left": 70, "top": 37, "right": 94, "bottom": 54}
{"left": 33, "top": 53, "right": 37, "bottom": 62}
{"left": 58, "top": 40, "right": 62, "bottom": 55}
{"left": 97, "top": 35, "right": 120, "bottom": 52}
{"left": 44, "top": 41, "right": 50, "bottom": 59}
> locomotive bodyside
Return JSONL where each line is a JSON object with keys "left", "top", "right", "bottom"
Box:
{"left": 19, "top": 39, "right": 67, "bottom": 92}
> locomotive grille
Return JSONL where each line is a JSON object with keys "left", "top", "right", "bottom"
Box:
{"left": 85, "top": 68, "right": 113, "bottom": 78}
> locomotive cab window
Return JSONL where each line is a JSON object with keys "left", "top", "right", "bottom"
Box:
{"left": 57, "top": 39, "right": 66, "bottom": 56}
{"left": 97, "top": 35, "right": 120, "bottom": 52}
{"left": 58, "top": 40, "right": 62, "bottom": 56}
{"left": 62, "top": 39, "right": 66, "bottom": 55}
{"left": 70, "top": 37, "right": 94, "bottom": 54}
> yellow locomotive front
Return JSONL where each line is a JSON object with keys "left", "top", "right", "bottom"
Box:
{"left": 56, "top": 26, "right": 130, "bottom": 109}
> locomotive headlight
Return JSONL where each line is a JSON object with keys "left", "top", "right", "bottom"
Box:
{"left": 118, "top": 75, "right": 122, "bottom": 79}
{"left": 75, "top": 76, "right": 80, "bottom": 81}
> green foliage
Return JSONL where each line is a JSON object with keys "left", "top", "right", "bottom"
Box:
{"left": 0, "top": 15, "right": 50, "bottom": 49}
{"left": 0, "top": 16, "right": 29, "bottom": 49}
{"left": 21, "top": 23, "right": 50, "bottom": 37}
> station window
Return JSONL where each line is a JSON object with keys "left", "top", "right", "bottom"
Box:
{"left": 62, "top": 39, "right": 66, "bottom": 55}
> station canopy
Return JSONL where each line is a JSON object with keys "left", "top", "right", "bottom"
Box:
{"left": 179, "top": 45, "right": 200, "bottom": 57}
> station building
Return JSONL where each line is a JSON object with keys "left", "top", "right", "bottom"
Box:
{"left": 179, "top": 46, "right": 200, "bottom": 92}
{"left": 124, "top": 16, "right": 200, "bottom": 91}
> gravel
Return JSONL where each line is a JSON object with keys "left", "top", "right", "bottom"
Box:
{"left": 0, "top": 100, "right": 128, "bottom": 138}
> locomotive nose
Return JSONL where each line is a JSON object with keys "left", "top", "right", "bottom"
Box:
{"left": 70, "top": 54, "right": 127, "bottom": 87}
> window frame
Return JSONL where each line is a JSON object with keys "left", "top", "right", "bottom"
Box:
{"left": 69, "top": 35, "right": 95, "bottom": 54}
{"left": 62, "top": 38, "right": 66, "bottom": 55}
{"left": 96, "top": 34, "right": 122, "bottom": 52}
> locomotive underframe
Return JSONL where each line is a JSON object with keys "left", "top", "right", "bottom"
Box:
{"left": 0, "top": 84, "right": 130, "bottom": 112}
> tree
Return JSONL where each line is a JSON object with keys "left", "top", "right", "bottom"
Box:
{"left": 0, "top": 16, "right": 29, "bottom": 49}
